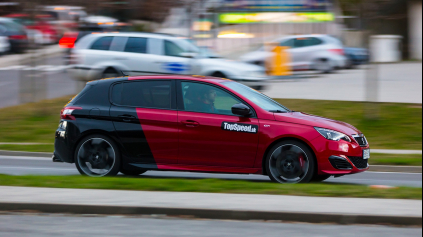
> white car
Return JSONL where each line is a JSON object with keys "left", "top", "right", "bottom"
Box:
{"left": 69, "top": 33, "right": 269, "bottom": 89}
{"left": 0, "top": 33, "right": 10, "bottom": 54}
{"left": 240, "top": 35, "right": 348, "bottom": 73}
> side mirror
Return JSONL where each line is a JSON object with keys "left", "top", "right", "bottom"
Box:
{"left": 180, "top": 52, "right": 198, "bottom": 58}
{"left": 232, "top": 103, "right": 252, "bottom": 117}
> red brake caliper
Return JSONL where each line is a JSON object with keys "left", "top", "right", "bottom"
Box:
{"left": 299, "top": 154, "right": 305, "bottom": 168}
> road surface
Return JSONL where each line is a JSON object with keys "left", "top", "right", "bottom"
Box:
{"left": 0, "top": 155, "right": 421, "bottom": 187}
{"left": 0, "top": 213, "right": 420, "bottom": 237}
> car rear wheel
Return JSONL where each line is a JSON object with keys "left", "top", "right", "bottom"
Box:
{"left": 75, "top": 135, "right": 121, "bottom": 177}
{"left": 266, "top": 140, "right": 316, "bottom": 184}
{"left": 102, "top": 68, "right": 120, "bottom": 79}
{"left": 315, "top": 59, "right": 334, "bottom": 74}
{"left": 211, "top": 72, "right": 227, "bottom": 78}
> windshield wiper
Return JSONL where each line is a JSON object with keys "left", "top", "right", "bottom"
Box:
{"left": 269, "top": 110, "right": 288, "bottom": 113}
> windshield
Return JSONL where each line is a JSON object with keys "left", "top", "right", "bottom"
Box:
{"left": 222, "top": 81, "right": 290, "bottom": 112}
{"left": 176, "top": 39, "right": 221, "bottom": 58}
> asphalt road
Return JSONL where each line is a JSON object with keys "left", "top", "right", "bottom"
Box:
{"left": 0, "top": 156, "right": 421, "bottom": 187}
{"left": 0, "top": 213, "right": 420, "bottom": 237}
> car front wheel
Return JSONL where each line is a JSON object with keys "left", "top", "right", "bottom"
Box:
{"left": 75, "top": 135, "right": 121, "bottom": 177}
{"left": 266, "top": 140, "right": 316, "bottom": 184}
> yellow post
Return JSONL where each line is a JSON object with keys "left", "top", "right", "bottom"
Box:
{"left": 266, "top": 44, "right": 292, "bottom": 76}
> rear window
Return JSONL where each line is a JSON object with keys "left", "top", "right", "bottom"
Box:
{"left": 91, "top": 36, "right": 113, "bottom": 50}
{"left": 112, "top": 81, "right": 172, "bottom": 109}
{"left": 124, "top": 37, "right": 148, "bottom": 54}
{"left": 68, "top": 84, "right": 93, "bottom": 104}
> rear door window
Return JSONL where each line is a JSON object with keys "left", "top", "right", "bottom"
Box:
{"left": 124, "top": 37, "right": 148, "bottom": 54}
{"left": 91, "top": 36, "right": 113, "bottom": 51}
{"left": 112, "top": 81, "right": 173, "bottom": 109}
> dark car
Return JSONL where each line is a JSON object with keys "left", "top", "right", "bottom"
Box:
{"left": 345, "top": 47, "right": 369, "bottom": 69}
{"left": 54, "top": 75, "right": 370, "bottom": 183}
{"left": 0, "top": 17, "right": 28, "bottom": 53}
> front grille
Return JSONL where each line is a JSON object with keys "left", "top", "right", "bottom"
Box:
{"left": 353, "top": 135, "right": 368, "bottom": 147}
{"left": 348, "top": 156, "right": 369, "bottom": 169}
{"left": 329, "top": 156, "right": 353, "bottom": 170}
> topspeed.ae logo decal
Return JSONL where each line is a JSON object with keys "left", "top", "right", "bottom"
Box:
{"left": 222, "top": 122, "right": 258, "bottom": 134}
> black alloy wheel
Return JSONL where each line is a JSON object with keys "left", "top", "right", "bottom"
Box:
{"left": 75, "top": 135, "right": 121, "bottom": 177}
{"left": 266, "top": 140, "right": 315, "bottom": 184}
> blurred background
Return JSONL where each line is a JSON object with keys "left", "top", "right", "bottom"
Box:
{"left": 0, "top": 1, "right": 421, "bottom": 235}
{"left": 0, "top": 0, "right": 420, "bottom": 107}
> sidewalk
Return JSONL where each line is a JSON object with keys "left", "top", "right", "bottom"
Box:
{"left": 0, "top": 186, "right": 420, "bottom": 226}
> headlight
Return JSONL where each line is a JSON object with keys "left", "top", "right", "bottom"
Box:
{"left": 315, "top": 127, "right": 352, "bottom": 142}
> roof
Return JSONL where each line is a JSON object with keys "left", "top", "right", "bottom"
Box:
{"left": 128, "top": 75, "right": 228, "bottom": 83}
{"left": 84, "top": 32, "right": 185, "bottom": 40}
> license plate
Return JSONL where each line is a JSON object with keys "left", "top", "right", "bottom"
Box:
{"left": 363, "top": 149, "right": 371, "bottom": 160}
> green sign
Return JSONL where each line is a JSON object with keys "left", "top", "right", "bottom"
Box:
{"left": 219, "top": 12, "right": 335, "bottom": 24}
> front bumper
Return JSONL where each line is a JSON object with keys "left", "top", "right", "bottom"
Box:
{"left": 311, "top": 135, "right": 370, "bottom": 175}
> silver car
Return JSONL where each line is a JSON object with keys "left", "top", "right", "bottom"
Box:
{"left": 69, "top": 33, "right": 268, "bottom": 89}
{"left": 240, "top": 34, "right": 347, "bottom": 73}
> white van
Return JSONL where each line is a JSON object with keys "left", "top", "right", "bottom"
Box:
{"left": 68, "top": 33, "right": 268, "bottom": 89}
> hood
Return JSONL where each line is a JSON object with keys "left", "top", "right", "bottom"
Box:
{"left": 274, "top": 112, "right": 361, "bottom": 135}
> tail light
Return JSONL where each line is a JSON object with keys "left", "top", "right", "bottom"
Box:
{"left": 9, "top": 35, "right": 27, "bottom": 40}
{"left": 329, "top": 49, "right": 345, "bottom": 55}
{"left": 61, "top": 106, "right": 82, "bottom": 120}
{"left": 59, "top": 32, "right": 78, "bottom": 49}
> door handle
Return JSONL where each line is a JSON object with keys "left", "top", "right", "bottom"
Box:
{"left": 181, "top": 120, "right": 200, "bottom": 127}
{"left": 118, "top": 115, "right": 136, "bottom": 122}
{"left": 113, "top": 57, "right": 128, "bottom": 60}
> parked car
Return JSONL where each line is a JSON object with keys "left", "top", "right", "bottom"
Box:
{"left": 0, "top": 31, "right": 10, "bottom": 54}
{"left": 68, "top": 32, "right": 269, "bottom": 89}
{"left": 54, "top": 75, "right": 371, "bottom": 183}
{"left": 0, "top": 17, "right": 28, "bottom": 53}
{"left": 4, "top": 14, "right": 59, "bottom": 45}
{"left": 344, "top": 47, "right": 369, "bottom": 69}
{"left": 240, "top": 34, "right": 348, "bottom": 74}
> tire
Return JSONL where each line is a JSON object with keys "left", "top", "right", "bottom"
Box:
{"left": 120, "top": 169, "right": 147, "bottom": 176}
{"left": 211, "top": 72, "right": 227, "bottom": 78}
{"left": 314, "top": 59, "right": 334, "bottom": 74}
{"left": 102, "top": 68, "right": 120, "bottom": 79}
{"left": 311, "top": 174, "right": 332, "bottom": 183}
{"left": 265, "top": 140, "right": 316, "bottom": 184}
{"left": 75, "top": 134, "right": 121, "bottom": 177}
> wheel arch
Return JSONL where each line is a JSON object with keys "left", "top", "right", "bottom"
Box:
{"left": 261, "top": 136, "right": 318, "bottom": 176}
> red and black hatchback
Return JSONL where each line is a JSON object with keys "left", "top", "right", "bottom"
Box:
{"left": 54, "top": 75, "right": 370, "bottom": 183}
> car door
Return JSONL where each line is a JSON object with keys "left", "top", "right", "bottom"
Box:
{"left": 117, "top": 36, "right": 161, "bottom": 76}
{"left": 110, "top": 80, "right": 179, "bottom": 165}
{"left": 177, "top": 81, "right": 260, "bottom": 168}
{"left": 147, "top": 39, "right": 193, "bottom": 75}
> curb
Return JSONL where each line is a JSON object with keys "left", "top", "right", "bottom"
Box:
{"left": 0, "top": 203, "right": 420, "bottom": 226}
{"left": 0, "top": 150, "right": 421, "bottom": 173}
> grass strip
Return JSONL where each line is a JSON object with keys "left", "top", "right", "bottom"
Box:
{"left": 369, "top": 154, "right": 422, "bottom": 166}
{"left": 0, "top": 145, "right": 54, "bottom": 153}
{"left": 0, "top": 175, "right": 421, "bottom": 200}
{"left": 0, "top": 97, "right": 421, "bottom": 150}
